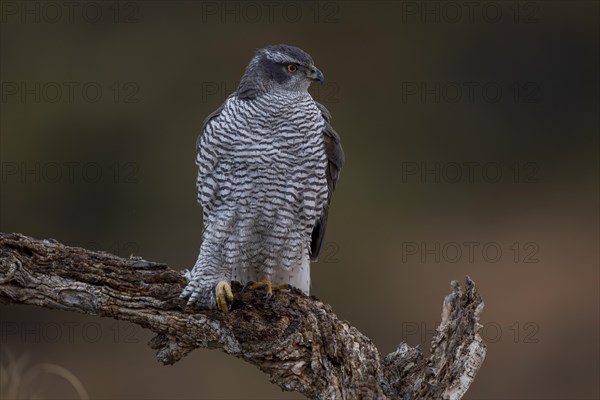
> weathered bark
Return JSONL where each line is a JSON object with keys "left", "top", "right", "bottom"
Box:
{"left": 0, "top": 232, "right": 486, "bottom": 399}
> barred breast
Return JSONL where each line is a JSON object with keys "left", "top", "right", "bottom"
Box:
{"left": 196, "top": 91, "right": 328, "bottom": 293}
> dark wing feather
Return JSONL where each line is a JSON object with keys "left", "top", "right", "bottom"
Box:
{"left": 310, "top": 101, "right": 345, "bottom": 261}
{"left": 196, "top": 101, "right": 226, "bottom": 152}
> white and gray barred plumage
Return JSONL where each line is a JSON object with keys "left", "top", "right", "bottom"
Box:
{"left": 181, "top": 44, "right": 344, "bottom": 308}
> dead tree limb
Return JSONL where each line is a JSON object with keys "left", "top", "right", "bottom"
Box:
{"left": 0, "top": 232, "right": 486, "bottom": 399}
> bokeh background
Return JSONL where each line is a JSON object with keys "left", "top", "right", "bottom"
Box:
{"left": 1, "top": 1, "right": 598, "bottom": 399}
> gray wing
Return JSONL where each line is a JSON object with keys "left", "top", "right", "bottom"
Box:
{"left": 310, "top": 101, "right": 345, "bottom": 261}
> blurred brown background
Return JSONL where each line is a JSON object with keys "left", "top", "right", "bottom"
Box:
{"left": 1, "top": 1, "right": 598, "bottom": 399}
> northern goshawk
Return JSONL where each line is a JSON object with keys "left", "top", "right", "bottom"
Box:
{"left": 181, "top": 44, "right": 344, "bottom": 313}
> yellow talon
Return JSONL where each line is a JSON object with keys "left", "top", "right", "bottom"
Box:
{"left": 247, "top": 279, "right": 290, "bottom": 298}
{"left": 272, "top": 283, "right": 290, "bottom": 291}
{"left": 215, "top": 281, "right": 233, "bottom": 314}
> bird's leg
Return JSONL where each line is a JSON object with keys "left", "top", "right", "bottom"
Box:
{"left": 215, "top": 281, "right": 234, "bottom": 314}
{"left": 247, "top": 279, "right": 273, "bottom": 298}
{"left": 246, "top": 279, "right": 290, "bottom": 299}
{"left": 272, "top": 283, "right": 290, "bottom": 291}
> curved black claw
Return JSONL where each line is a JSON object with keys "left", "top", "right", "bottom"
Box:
{"left": 242, "top": 280, "right": 255, "bottom": 293}
{"left": 245, "top": 279, "right": 274, "bottom": 299}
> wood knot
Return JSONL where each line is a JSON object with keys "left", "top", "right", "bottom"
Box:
{"left": 0, "top": 253, "right": 20, "bottom": 283}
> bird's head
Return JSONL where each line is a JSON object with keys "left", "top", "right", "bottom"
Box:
{"left": 237, "top": 44, "right": 324, "bottom": 98}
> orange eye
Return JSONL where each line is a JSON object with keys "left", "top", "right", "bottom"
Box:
{"left": 287, "top": 64, "right": 297, "bottom": 72}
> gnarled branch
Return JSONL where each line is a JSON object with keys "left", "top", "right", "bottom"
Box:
{"left": 0, "top": 232, "right": 486, "bottom": 399}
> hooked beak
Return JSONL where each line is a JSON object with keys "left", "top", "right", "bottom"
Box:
{"left": 306, "top": 66, "right": 324, "bottom": 84}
